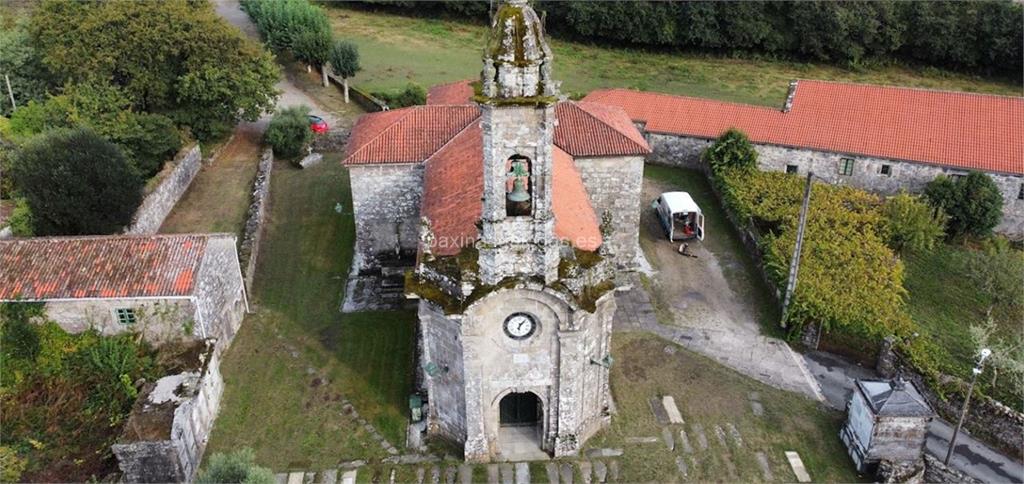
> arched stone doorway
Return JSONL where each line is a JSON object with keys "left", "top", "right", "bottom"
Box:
{"left": 497, "top": 392, "right": 548, "bottom": 460}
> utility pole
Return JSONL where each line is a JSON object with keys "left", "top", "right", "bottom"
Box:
{"left": 780, "top": 171, "right": 813, "bottom": 328}
{"left": 4, "top": 74, "right": 15, "bottom": 112}
{"left": 945, "top": 348, "right": 991, "bottom": 465}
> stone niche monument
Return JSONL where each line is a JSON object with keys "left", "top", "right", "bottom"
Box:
{"left": 409, "top": 0, "right": 618, "bottom": 463}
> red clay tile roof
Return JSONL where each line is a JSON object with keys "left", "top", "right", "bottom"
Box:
{"left": 420, "top": 122, "right": 601, "bottom": 256}
{"left": 343, "top": 105, "right": 481, "bottom": 165}
{"left": 0, "top": 234, "right": 211, "bottom": 300}
{"left": 584, "top": 81, "right": 1024, "bottom": 175}
{"left": 346, "top": 82, "right": 650, "bottom": 165}
{"left": 427, "top": 80, "right": 475, "bottom": 106}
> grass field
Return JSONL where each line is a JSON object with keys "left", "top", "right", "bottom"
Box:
{"left": 586, "top": 332, "right": 863, "bottom": 482}
{"left": 641, "top": 165, "right": 780, "bottom": 331}
{"left": 160, "top": 126, "right": 261, "bottom": 236}
{"left": 324, "top": 6, "right": 1020, "bottom": 106}
{"left": 205, "top": 155, "right": 416, "bottom": 470}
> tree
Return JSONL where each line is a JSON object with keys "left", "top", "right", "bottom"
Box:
{"left": 265, "top": 105, "right": 312, "bottom": 159}
{"left": 329, "top": 40, "right": 361, "bottom": 103}
{"left": 197, "top": 449, "right": 274, "bottom": 484}
{"left": 880, "top": 192, "right": 946, "bottom": 254}
{"left": 292, "top": 27, "right": 333, "bottom": 87}
{"left": 0, "top": 15, "right": 53, "bottom": 117}
{"left": 11, "top": 128, "right": 142, "bottom": 235}
{"left": 924, "top": 173, "right": 1003, "bottom": 238}
{"left": 702, "top": 128, "right": 758, "bottom": 174}
{"left": 30, "top": 0, "right": 279, "bottom": 140}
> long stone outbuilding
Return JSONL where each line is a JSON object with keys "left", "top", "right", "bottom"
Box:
{"left": 584, "top": 82, "right": 1024, "bottom": 238}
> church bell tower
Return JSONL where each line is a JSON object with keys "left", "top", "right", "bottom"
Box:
{"left": 477, "top": 0, "right": 562, "bottom": 286}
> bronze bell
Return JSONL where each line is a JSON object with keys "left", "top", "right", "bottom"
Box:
{"left": 507, "top": 178, "right": 530, "bottom": 202}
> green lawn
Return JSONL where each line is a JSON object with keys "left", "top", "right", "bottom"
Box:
{"left": 642, "top": 164, "right": 780, "bottom": 331}
{"left": 206, "top": 154, "right": 416, "bottom": 470}
{"left": 586, "top": 332, "right": 863, "bottom": 483}
{"left": 325, "top": 6, "right": 1020, "bottom": 106}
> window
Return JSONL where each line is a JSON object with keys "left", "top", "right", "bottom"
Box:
{"left": 1018, "top": 184, "right": 1023, "bottom": 200}
{"left": 880, "top": 164, "right": 892, "bottom": 176}
{"left": 115, "top": 308, "right": 137, "bottom": 325}
{"left": 785, "top": 164, "right": 798, "bottom": 174}
{"left": 838, "top": 158, "right": 854, "bottom": 176}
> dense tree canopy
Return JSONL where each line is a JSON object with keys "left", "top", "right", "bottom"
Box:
{"left": 352, "top": 0, "right": 1023, "bottom": 79}
{"left": 880, "top": 192, "right": 947, "bottom": 254}
{"left": 702, "top": 128, "right": 758, "bottom": 173}
{"left": 11, "top": 128, "right": 143, "bottom": 235}
{"left": 29, "top": 0, "right": 279, "bottom": 140}
{"left": 924, "top": 173, "right": 1004, "bottom": 238}
{"left": 0, "top": 16, "right": 53, "bottom": 117}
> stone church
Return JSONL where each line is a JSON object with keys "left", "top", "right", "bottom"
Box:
{"left": 342, "top": 0, "right": 650, "bottom": 461}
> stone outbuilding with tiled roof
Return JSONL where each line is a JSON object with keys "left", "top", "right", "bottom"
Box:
{"left": 0, "top": 233, "right": 248, "bottom": 350}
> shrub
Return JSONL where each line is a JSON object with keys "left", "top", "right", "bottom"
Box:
{"left": 0, "top": 447, "right": 27, "bottom": 483}
{"left": 197, "top": 448, "right": 275, "bottom": 484}
{"left": 702, "top": 128, "right": 758, "bottom": 173}
{"left": 11, "top": 128, "right": 143, "bottom": 235}
{"left": 265, "top": 105, "right": 312, "bottom": 159}
{"left": 880, "top": 192, "right": 947, "bottom": 254}
{"left": 372, "top": 83, "right": 427, "bottom": 109}
{"left": 924, "top": 173, "right": 1004, "bottom": 238}
{"left": 7, "top": 197, "right": 34, "bottom": 237}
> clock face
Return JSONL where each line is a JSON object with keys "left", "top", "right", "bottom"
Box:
{"left": 503, "top": 313, "right": 537, "bottom": 340}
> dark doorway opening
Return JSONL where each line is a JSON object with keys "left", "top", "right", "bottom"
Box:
{"left": 499, "top": 392, "right": 541, "bottom": 427}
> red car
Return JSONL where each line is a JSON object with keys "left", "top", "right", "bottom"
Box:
{"left": 309, "top": 115, "right": 329, "bottom": 134}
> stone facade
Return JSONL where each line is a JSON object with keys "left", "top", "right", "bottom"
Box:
{"left": 349, "top": 164, "right": 423, "bottom": 272}
{"left": 127, "top": 144, "right": 203, "bottom": 235}
{"left": 113, "top": 340, "right": 224, "bottom": 483}
{"left": 574, "top": 155, "right": 645, "bottom": 266}
{"left": 37, "top": 234, "right": 246, "bottom": 353}
{"left": 643, "top": 133, "right": 1024, "bottom": 238}
{"left": 420, "top": 287, "right": 615, "bottom": 462}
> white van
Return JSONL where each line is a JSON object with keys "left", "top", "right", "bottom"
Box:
{"left": 652, "top": 191, "right": 704, "bottom": 241}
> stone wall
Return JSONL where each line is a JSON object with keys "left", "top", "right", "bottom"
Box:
{"left": 349, "top": 164, "right": 423, "bottom": 272}
{"left": 43, "top": 298, "right": 197, "bottom": 347}
{"left": 574, "top": 155, "right": 645, "bottom": 267}
{"left": 126, "top": 144, "right": 203, "bottom": 235}
{"left": 876, "top": 340, "right": 1024, "bottom": 457}
{"left": 113, "top": 341, "right": 224, "bottom": 483}
{"left": 239, "top": 148, "right": 273, "bottom": 294}
{"left": 194, "top": 234, "right": 247, "bottom": 352}
{"left": 644, "top": 133, "right": 1024, "bottom": 238}
{"left": 419, "top": 301, "right": 467, "bottom": 445}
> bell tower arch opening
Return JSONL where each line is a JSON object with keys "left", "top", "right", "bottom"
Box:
{"left": 505, "top": 155, "right": 533, "bottom": 217}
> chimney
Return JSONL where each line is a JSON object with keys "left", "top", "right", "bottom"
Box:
{"left": 783, "top": 80, "right": 799, "bottom": 113}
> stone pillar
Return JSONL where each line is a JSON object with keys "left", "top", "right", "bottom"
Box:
{"left": 877, "top": 335, "right": 898, "bottom": 378}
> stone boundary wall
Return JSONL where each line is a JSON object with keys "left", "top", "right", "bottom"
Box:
{"left": 643, "top": 132, "right": 1024, "bottom": 239}
{"left": 239, "top": 148, "right": 273, "bottom": 294}
{"left": 876, "top": 338, "right": 1024, "bottom": 458}
{"left": 126, "top": 143, "right": 202, "bottom": 235}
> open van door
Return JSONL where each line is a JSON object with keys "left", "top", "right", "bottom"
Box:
{"left": 696, "top": 213, "right": 705, "bottom": 241}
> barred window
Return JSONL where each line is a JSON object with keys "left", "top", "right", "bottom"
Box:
{"left": 880, "top": 164, "right": 892, "bottom": 176}
{"left": 786, "top": 164, "right": 798, "bottom": 174}
{"left": 115, "top": 308, "right": 137, "bottom": 325}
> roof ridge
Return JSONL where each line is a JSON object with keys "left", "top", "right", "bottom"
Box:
{"left": 798, "top": 78, "right": 1024, "bottom": 101}
{"left": 598, "top": 88, "right": 785, "bottom": 113}
{"left": 0, "top": 233, "right": 227, "bottom": 242}
{"left": 570, "top": 101, "right": 651, "bottom": 153}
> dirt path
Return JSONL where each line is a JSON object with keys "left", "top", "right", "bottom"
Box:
{"left": 631, "top": 176, "right": 824, "bottom": 401}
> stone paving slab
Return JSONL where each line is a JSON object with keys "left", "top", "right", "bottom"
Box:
{"left": 649, "top": 397, "right": 671, "bottom": 425}
{"left": 675, "top": 456, "right": 688, "bottom": 478}
{"left": 458, "top": 465, "right": 473, "bottom": 484}
{"left": 340, "top": 470, "right": 358, "bottom": 484}
{"left": 431, "top": 465, "right": 441, "bottom": 484}
{"left": 416, "top": 467, "right": 426, "bottom": 484}
{"left": 487, "top": 465, "right": 499, "bottom": 484}
{"left": 585, "top": 448, "right": 623, "bottom": 458}
{"left": 609, "top": 460, "right": 619, "bottom": 482}
{"left": 785, "top": 451, "right": 812, "bottom": 482}
{"left": 625, "top": 436, "right": 659, "bottom": 444}
{"left": 287, "top": 472, "right": 304, "bottom": 484}
{"left": 319, "top": 469, "right": 337, "bottom": 484}
{"left": 559, "top": 463, "right": 574, "bottom": 484}
{"left": 545, "top": 463, "right": 560, "bottom": 484}
{"left": 692, "top": 424, "right": 709, "bottom": 450}
{"left": 713, "top": 425, "right": 728, "bottom": 447}
{"left": 444, "top": 466, "right": 456, "bottom": 484}
{"left": 663, "top": 396, "right": 685, "bottom": 424}
{"left": 578, "top": 460, "right": 592, "bottom": 484}
{"left": 678, "top": 429, "right": 693, "bottom": 453}
{"left": 304, "top": 472, "right": 315, "bottom": 484}
{"left": 276, "top": 473, "right": 288, "bottom": 484}
{"left": 661, "top": 427, "right": 675, "bottom": 451}
{"left": 593, "top": 461, "right": 607, "bottom": 483}
{"left": 500, "top": 463, "right": 514, "bottom": 484}
{"left": 756, "top": 451, "right": 774, "bottom": 481}
{"left": 726, "top": 423, "right": 743, "bottom": 447}
{"left": 514, "top": 462, "right": 530, "bottom": 484}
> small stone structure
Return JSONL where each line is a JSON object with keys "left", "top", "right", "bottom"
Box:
{"left": 112, "top": 339, "right": 223, "bottom": 483}
{"left": 876, "top": 338, "right": 1024, "bottom": 457}
{"left": 126, "top": 143, "right": 203, "bottom": 235}
{"left": 0, "top": 234, "right": 248, "bottom": 353}
{"left": 840, "top": 378, "right": 933, "bottom": 473}
{"left": 239, "top": 149, "right": 274, "bottom": 293}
